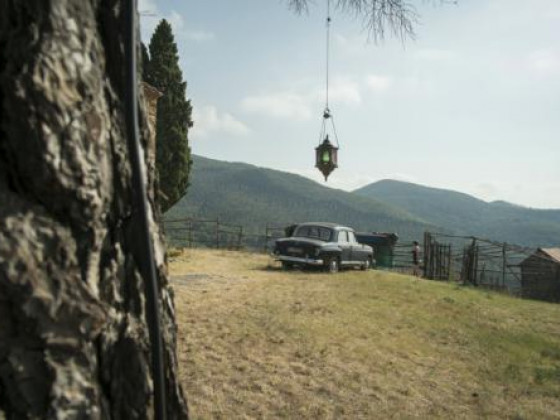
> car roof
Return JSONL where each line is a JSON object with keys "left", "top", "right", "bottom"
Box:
{"left": 295, "top": 222, "right": 354, "bottom": 231}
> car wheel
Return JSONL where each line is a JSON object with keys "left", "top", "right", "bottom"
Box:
{"left": 282, "top": 261, "right": 294, "bottom": 270}
{"left": 326, "top": 257, "right": 339, "bottom": 273}
{"left": 361, "top": 257, "right": 372, "bottom": 271}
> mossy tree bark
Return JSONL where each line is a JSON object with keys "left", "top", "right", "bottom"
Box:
{"left": 0, "top": 1, "right": 188, "bottom": 418}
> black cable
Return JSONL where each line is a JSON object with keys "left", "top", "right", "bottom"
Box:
{"left": 325, "top": 0, "right": 331, "bottom": 109}
{"left": 318, "top": 0, "right": 340, "bottom": 149}
{"left": 123, "top": 1, "right": 167, "bottom": 419}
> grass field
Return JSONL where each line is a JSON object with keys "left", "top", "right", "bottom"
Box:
{"left": 170, "top": 248, "right": 560, "bottom": 419}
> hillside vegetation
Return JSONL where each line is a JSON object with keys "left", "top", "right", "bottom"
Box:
{"left": 171, "top": 249, "right": 560, "bottom": 419}
{"left": 355, "top": 179, "right": 560, "bottom": 247}
{"left": 166, "top": 156, "right": 434, "bottom": 239}
{"left": 167, "top": 156, "right": 560, "bottom": 247}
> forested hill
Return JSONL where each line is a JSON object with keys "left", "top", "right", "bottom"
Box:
{"left": 354, "top": 180, "right": 560, "bottom": 247}
{"left": 166, "top": 156, "right": 434, "bottom": 239}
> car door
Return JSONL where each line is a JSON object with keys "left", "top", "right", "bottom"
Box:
{"left": 337, "top": 230, "right": 352, "bottom": 264}
{"left": 348, "top": 231, "right": 366, "bottom": 264}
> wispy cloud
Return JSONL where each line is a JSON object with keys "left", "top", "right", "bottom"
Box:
{"left": 192, "top": 105, "right": 250, "bottom": 139}
{"left": 185, "top": 31, "right": 215, "bottom": 41}
{"left": 139, "top": 6, "right": 215, "bottom": 43}
{"left": 333, "top": 33, "right": 369, "bottom": 56}
{"left": 365, "top": 74, "right": 393, "bottom": 92}
{"left": 167, "top": 10, "right": 185, "bottom": 33}
{"left": 241, "top": 77, "right": 362, "bottom": 121}
{"left": 528, "top": 49, "right": 560, "bottom": 75}
{"left": 414, "top": 49, "right": 457, "bottom": 61}
{"left": 138, "top": 0, "right": 157, "bottom": 15}
{"left": 169, "top": 11, "right": 216, "bottom": 42}
{"left": 241, "top": 92, "right": 314, "bottom": 121}
{"left": 328, "top": 79, "right": 362, "bottom": 104}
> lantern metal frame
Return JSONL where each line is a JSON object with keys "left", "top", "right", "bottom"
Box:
{"left": 315, "top": 133, "right": 338, "bottom": 181}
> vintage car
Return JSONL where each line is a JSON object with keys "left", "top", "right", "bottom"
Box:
{"left": 273, "top": 222, "right": 374, "bottom": 273}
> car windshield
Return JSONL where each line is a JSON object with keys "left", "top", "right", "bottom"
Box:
{"left": 293, "top": 225, "right": 333, "bottom": 242}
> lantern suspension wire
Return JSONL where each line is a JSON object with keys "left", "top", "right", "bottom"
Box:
{"left": 319, "top": 0, "right": 339, "bottom": 148}
{"left": 325, "top": 0, "right": 331, "bottom": 110}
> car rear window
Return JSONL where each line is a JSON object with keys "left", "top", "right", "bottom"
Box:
{"left": 294, "top": 225, "right": 333, "bottom": 241}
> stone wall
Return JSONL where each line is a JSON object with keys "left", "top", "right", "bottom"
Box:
{"left": 142, "top": 82, "right": 162, "bottom": 175}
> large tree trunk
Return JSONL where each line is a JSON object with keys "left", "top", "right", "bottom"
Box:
{"left": 0, "top": 1, "right": 188, "bottom": 418}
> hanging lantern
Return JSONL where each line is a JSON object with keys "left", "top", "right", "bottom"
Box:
{"left": 314, "top": 0, "right": 340, "bottom": 182}
{"left": 315, "top": 135, "right": 338, "bottom": 181}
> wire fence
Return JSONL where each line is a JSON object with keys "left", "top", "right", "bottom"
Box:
{"left": 164, "top": 218, "right": 287, "bottom": 252}
{"left": 163, "top": 219, "right": 560, "bottom": 302}
{"left": 423, "top": 232, "right": 560, "bottom": 300}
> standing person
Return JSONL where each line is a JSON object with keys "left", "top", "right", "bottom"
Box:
{"left": 412, "top": 241, "right": 421, "bottom": 277}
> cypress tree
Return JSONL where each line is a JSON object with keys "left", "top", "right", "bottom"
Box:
{"left": 147, "top": 19, "right": 193, "bottom": 213}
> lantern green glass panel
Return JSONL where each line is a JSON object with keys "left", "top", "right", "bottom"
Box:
{"left": 315, "top": 136, "right": 338, "bottom": 181}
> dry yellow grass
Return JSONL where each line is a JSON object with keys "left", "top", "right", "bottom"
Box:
{"left": 171, "top": 248, "right": 560, "bottom": 419}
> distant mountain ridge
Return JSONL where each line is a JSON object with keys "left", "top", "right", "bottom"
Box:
{"left": 166, "top": 156, "right": 435, "bottom": 239}
{"left": 354, "top": 179, "right": 560, "bottom": 247}
{"left": 166, "top": 156, "right": 560, "bottom": 247}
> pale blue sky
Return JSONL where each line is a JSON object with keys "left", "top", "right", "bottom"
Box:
{"left": 140, "top": 0, "right": 560, "bottom": 208}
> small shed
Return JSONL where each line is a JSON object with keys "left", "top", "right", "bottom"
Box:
{"left": 355, "top": 232, "right": 399, "bottom": 268}
{"left": 520, "top": 248, "right": 560, "bottom": 302}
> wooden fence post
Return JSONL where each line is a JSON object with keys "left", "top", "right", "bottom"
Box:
{"left": 438, "top": 244, "right": 442, "bottom": 280}
{"left": 460, "top": 247, "right": 466, "bottom": 284}
{"left": 465, "top": 238, "right": 474, "bottom": 285}
{"left": 216, "top": 220, "right": 220, "bottom": 249}
{"left": 502, "top": 242, "right": 506, "bottom": 288}
{"left": 446, "top": 245, "right": 452, "bottom": 281}
{"left": 423, "top": 232, "right": 430, "bottom": 278}
{"left": 439, "top": 244, "right": 444, "bottom": 280}
{"left": 264, "top": 224, "right": 269, "bottom": 253}
{"left": 472, "top": 240, "right": 478, "bottom": 286}
{"left": 429, "top": 241, "right": 435, "bottom": 280}
{"left": 237, "top": 227, "right": 243, "bottom": 250}
{"left": 433, "top": 242, "right": 438, "bottom": 280}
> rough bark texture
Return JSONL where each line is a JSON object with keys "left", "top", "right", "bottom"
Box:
{"left": 0, "top": 1, "right": 188, "bottom": 418}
